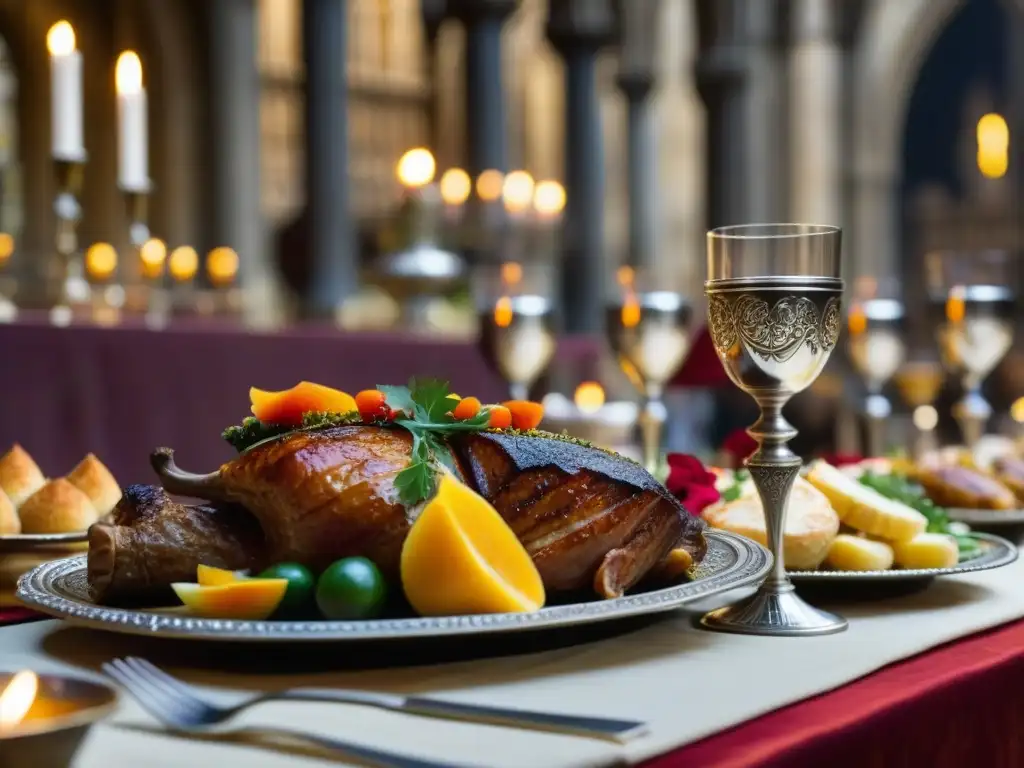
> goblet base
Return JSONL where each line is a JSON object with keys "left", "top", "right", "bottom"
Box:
{"left": 700, "top": 582, "right": 848, "bottom": 637}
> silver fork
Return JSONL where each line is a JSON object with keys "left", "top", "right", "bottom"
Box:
{"left": 102, "top": 657, "right": 647, "bottom": 743}
{"left": 103, "top": 657, "right": 468, "bottom": 768}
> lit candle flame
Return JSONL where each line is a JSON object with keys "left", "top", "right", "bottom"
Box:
{"left": 616, "top": 266, "right": 635, "bottom": 288}
{"left": 115, "top": 51, "right": 143, "bottom": 95}
{"left": 168, "top": 246, "right": 198, "bottom": 282}
{"left": 1011, "top": 397, "right": 1024, "bottom": 424}
{"left": 206, "top": 246, "right": 239, "bottom": 287}
{"left": 0, "top": 671, "right": 38, "bottom": 732}
{"left": 439, "top": 168, "right": 471, "bottom": 206}
{"left": 500, "top": 261, "right": 522, "bottom": 288}
{"left": 533, "top": 180, "right": 566, "bottom": 218}
{"left": 475, "top": 170, "right": 504, "bottom": 203}
{"left": 139, "top": 237, "right": 166, "bottom": 279}
{"left": 0, "top": 233, "right": 14, "bottom": 266}
{"left": 47, "top": 21, "right": 76, "bottom": 56}
{"left": 574, "top": 381, "right": 605, "bottom": 415}
{"left": 396, "top": 148, "right": 436, "bottom": 188}
{"left": 502, "top": 171, "right": 535, "bottom": 215}
{"left": 85, "top": 243, "right": 118, "bottom": 281}
{"left": 977, "top": 113, "right": 1009, "bottom": 180}
{"left": 618, "top": 266, "right": 641, "bottom": 327}
{"left": 946, "top": 286, "right": 966, "bottom": 324}
{"left": 848, "top": 303, "right": 867, "bottom": 335}
{"left": 494, "top": 296, "right": 513, "bottom": 328}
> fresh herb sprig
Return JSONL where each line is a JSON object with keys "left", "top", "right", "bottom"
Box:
{"left": 382, "top": 379, "right": 492, "bottom": 506}
{"left": 720, "top": 469, "right": 750, "bottom": 503}
{"left": 222, "top": 410, "right": 361, "bottom": 453}
{"left": 858, "top": 470, "right": 981, "bottom": 561}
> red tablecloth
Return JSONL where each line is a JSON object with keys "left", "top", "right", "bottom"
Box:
{"left": 646, "top": 617, "right": 1024, "bottom": 768}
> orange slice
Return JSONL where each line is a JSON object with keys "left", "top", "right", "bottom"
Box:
{"left": 172, "top": 579, "right": 288, "bottom": 620}
{"left": 249, "top": 382, "right": 357, "bottom": 426}
{"left": 196, "top": 564, "right": 243, "bottom": 587}
{"left": 400, "top": 474, "right": 545, "bottom": 616}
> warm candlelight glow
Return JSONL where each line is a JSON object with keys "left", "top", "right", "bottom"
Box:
{"left": 533, "top": 180, "right": 566, "bottom": 217}
{"left": 494, "top": 296, "right": 513, "bottom": 328}
{"left": 500, "top": 261, "right": 522, "bottom": 287}
{"left": 848, "top": 304, "right": 867, "bottom": 335}
{"left": 168, "top": 246, "right": 198, "bottom": 282}
{"left": 475, "top": 169, "right": 504, "bottom": 202}
{"left": 946, "top": 286, "right": 966, "bottom": 324}
{"left": 1011, "top": 397, "right": 1024, "bottom": 424}
{"left": 396, "top": 148, "right": 435, "bottom": 188}
{"left": 139, "top": 237, "right": 166, "bottom": 279}
{"left": 0, "top": 671, "right": 38, "bottom": 731}
{"left": 621, "top": 298, "right": 641, "bottom": 328}
{"left": 977, "top": 113, "right": 1009, "bottom": 180}
{"left": 206, "top": 246, "right": 239, "bottom": 287}
{"left": 439, "top": 168, "right": 471, "bottom": 206}
{"left": 574, "top": 381, "right": 606, "bottom": 415}
{"left": 115, "top": 51, "right": 143, "bottom": 94}
{"left": 0, "top": 233, "right": 13, "bottom": 265}
{"left": 502, "top": 171, "right": 535, "bottom": 214}
{"left": 616, "top": 265, "right": 635, "bottom": 288}
{"left": 85, "top": 243, "right": 117, "bottom": 281}
{"left": 47, "top": 21, "right": 76, "bottom": 56}
{"left": 913, "top": 405, "right": 939, "bottom": 432}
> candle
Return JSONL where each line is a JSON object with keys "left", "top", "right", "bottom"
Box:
{"left": 47, "top": 21, "right": 84, "bottom": 160}
{"left": 116, "top": 51, "right": 148, "bottom": 190}
{"left": 533, "top": 180, "right": 565, "bottom": 261}
{"left": 439, "top": 167, "right": 471, "bottom": 223}
{"left": 396, "top": 148, "right": 436, "bottom": 192}
{"left": 168, "top": 246, "right": 198, "bottom": 282}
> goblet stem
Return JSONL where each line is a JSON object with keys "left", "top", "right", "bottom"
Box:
{"left": 509, "top": 382, "right": 530, "bottom": 402}
{"left": 701, "top": 399, "right": 848, "bottom": 636}
{"left": 638, "top": 389, "right": 667, "bottom": 474}
{"left": 864, "top": 391, "right": 892, "bottom": 458}
{"left": 953, "top": 382, "right": 991, "bottom": 449}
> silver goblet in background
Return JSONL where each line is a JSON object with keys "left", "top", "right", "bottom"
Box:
{"left": 894, "top": 353, "right": 944, "bottom": 461}
{"left": 927, "top": 250, "right": 1016, "bottom": 449}
{"left": 847, "top": 283, "right": 906, "bottom": 457}
{"left": 701, "top": 223, "right": 847, "bottom": 637}
{"left": 476, "top": 261, "right": 556, "bottom": 401}
{"left": 605, "top": 266, "right": 691, "bottom": 473}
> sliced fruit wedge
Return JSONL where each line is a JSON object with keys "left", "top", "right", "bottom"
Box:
{"left": 172, "top": 579, "right": 289, "bottom": 620}
{"left": 400, "top": 473, "right": 545, "bottom": 616}
{"left": 196, "top": 564, "right": 244, "bottom": 587}
{"left": 249, "top": 382, "right": 357, "bottom": 426}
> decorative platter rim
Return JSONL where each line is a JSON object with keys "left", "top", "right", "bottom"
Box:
{"left": 944, "top": 508, "right": 1024, "bottom": 525}
{"left": 0, "top": 531, "right": 88, "bottom": 550}
{"left": 788, "top": 533, "right": 1017, "bottom": 581}
{"left": 15, "top": 530, "right": 771, "bottom": 642}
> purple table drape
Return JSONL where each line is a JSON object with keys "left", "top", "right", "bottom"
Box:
{"left": 0, "top": 320, "right": 602, "bottom": 486}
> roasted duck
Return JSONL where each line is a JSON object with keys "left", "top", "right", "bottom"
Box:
{"left": 89, "top": 426, "right": 705, "bottom": 604}
{"left": 993, "top": 457, "right": 1024, "bottom": 503}
{"left": 910, "top": 464, "right": 1017, "bottom": 510}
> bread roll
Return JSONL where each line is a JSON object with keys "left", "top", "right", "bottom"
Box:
{"left": 702, "top": 478, "right": 840, "bottom": 570}
{"left": 0, "top": 489, "right": 18, "bottom": 535}
{"left": 18, "top": 478, "right": 97, "bottom": 534}
{"left": 67, "top": 453, "right": 121, "bottom": 517}
{"left": 0, "top": 444, "right": 46, "bottom": 508}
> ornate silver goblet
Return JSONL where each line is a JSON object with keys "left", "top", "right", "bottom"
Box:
{"left": 927, "top": 250, "right": 1016, "bottom": 449}
{"left": 701, "top": 224, "right": 847, "bottom": 637}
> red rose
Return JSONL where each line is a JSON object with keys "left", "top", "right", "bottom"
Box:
{"left": 665, "top": 453, "right": 720, "bottom": 516}
{"left": 722, "top": 429, "right": 758, "bottom": 462}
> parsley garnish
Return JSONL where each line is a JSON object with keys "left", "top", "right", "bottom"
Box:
{"left": 384, "top": 378, "right": 492, "bottom": 506}
{"left": 222, "top": 411, "right": 361, "bottom": 452}
{"left": 721, "top": 469, "right": 749, "bottom": 502}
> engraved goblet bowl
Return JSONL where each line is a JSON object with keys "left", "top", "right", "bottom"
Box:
{"left": 701, "top": 223, "right": 847, "bottom": 638}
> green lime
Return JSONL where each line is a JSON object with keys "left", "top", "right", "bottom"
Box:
{"left": 257, "top": 562, "right": 316, "bottom": 617}
{"left": 316, "top": 557, "right": 387, "bottom": 620}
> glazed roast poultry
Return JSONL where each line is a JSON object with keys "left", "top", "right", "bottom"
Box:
{"left": 88, "top": 425, "right": 706, "bottom": 604}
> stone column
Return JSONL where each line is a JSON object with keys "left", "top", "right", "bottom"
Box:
{"left": 616, "top": 0, "right": 660, "bottom": 271}
{"left": 789, "top": 0, "right": 842, "bottom": 226}
{"left": 302, "top": 0, "right": 356, "bottom": 318}
{"left": 209, "top": 0, "right": 282, "bottom": 326}
{"left": 421, "top": 0, "right": 448, "bottom": 160}
{"left": 694, "top": 0, "right": 784, "bottom": 227}
{"left": 452, "top": 0, "right": 519, "bottom": 176}
{"left": 547, "top": 0, "right": 617, "bottom": 333}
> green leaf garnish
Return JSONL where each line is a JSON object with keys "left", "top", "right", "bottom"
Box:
{"left": 222, "top": 411, "right": 361, "bottom": 453}
{"left": 721, "top": 483, "right": 743, "bottom": 503}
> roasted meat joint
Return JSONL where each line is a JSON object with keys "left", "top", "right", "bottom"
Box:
{"left": 87, "top": 381, "right": 707, "bottom": 622}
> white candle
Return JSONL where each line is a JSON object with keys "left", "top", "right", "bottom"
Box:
{"left": 47, "top": 21, "right": 84, "bottom": 161}
{"left": 115, "top": 51, "right": 148, "bottom": 190}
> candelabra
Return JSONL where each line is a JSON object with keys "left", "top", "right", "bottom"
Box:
{"left": 49, "top": 158, "right": 89, "bottom": 325}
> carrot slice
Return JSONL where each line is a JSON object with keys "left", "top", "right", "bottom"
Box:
{"left": 502, "top": 400, "right": 544, "bottom": 431}
{"left": 250, "top": 382, "right": 357, "bottom": 426}
{"left": 487, "top": 405, "right": 512, "bottom": 429}
{"left": 453, "top": 397, "right": 482, "bottom": 421}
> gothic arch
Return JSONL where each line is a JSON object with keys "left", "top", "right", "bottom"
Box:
{"left": 848, "top": 0, "right": 965, "bottom": 279}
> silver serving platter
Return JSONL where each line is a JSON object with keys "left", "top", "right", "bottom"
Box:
{"left": 945, "top": 508, "right": 1024, "bottom": 526}
{"left": 0, "top": 531, "right": 88, "bottom": 552}
{"left": 16, "top": 530, "right": 771, "bottom": 642}
{"left": 788, "top": 532, "right": 1017, "bottom": 582}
